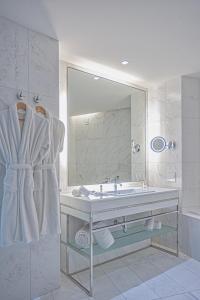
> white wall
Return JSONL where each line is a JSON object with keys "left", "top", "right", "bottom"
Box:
{"left": 0, "top": 17, "right": 60, "bottom": 300}
{"left": 147, "top": 78, "right": 182, "bottom": 189}
{"left": 182, "top": 76, "right": 200, "bottom": 209}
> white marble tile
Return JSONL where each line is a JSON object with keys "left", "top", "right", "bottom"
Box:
{"left": 181, "top": 188, "right": 200, "bottom": 208}
{"left": 182, "top": 76, "right": 200, "bottom": 100}
{"left": 182, "top": 162, "right": 200, "bottom": 189}
{"left": 53, "top": 286, "right": 89, "bottom": 300}
{"left": 0, "top": 86, "right": 29, "bottom": 110}
{"left": 122, "top": 282, "right": 159, "bottom": 300}
{"left": 148, "top": 162, "right": 181, "bottom": 188}
{"left": 128, "top": 259, "right": 163, "bottom": 281}
{"left": 0, "top": 17, "right": 29, "bottom": 90}
{"left": 182, "top": 259, "right": 200, "bottom": 277}
{"left": 182, "top": 98, "right": 200, "bottom": 118}
{"left": 165, "top": 264, "right": 200, "bottom": 292}
{"left": 34, "top": 292, "right": 54, "bottom": 300}
{"left": 90, "top": 274, "right": 123, "bottom": 300}
{"left": 190, "top": 289, "right": 200, "bottom": 299}
{"left": 107, "top": 266, "right": 142, "bottom": 292}
{"left": 182, "top": 118, "right": 200, "bottom": 163}
{"left": 30, "top": 236, "right": 60, "bottom": 299}
{"left": 145, "top": 274, "right": 186, "bottom": 298}
{"left": 160, "top": 294, "right": 196, "bottom": 300}
{"left": 0, "top": 243, "right": 30, "bottom": 300}
{"left": 29, "top": 30, "right": 59, "bottom": 98}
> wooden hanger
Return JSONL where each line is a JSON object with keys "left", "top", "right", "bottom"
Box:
{"left": 16, "top": 101, "right": 26, "bottom": 122}
{"left": 35, "top": 105, "right": 46, "bottom": 116}
{"left": 16, "top": 101, "right": 26, "bottom": 111}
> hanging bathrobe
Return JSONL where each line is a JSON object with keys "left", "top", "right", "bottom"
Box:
{"left": 34, "top": 111, "right": 65, "bottom": 237}
{"left": 0, "top": 104, "right": 50, "bottom": 246}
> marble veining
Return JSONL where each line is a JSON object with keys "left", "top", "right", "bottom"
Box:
{"left": 0, "top": 16, "right": 59, "bottom": 300}
{"left": 69, "top": 108, "right": 132, "bottom": 185}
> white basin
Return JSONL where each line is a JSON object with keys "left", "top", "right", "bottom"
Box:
{"left": 93, "top": 188, "right": 155, "bottom": 197}
{"left": 105, "top": 188, "right": 155, "bottom": 196}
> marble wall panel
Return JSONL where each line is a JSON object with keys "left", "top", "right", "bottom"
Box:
{"left": 0, "top": 16, "right": 59, "bottom": 300}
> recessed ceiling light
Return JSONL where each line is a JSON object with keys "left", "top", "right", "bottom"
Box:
{"left": 93, "top": 76, "right": 100, "bottom": 80}
{"left": 121, "top": 60, "right": 128, "bottom": 65}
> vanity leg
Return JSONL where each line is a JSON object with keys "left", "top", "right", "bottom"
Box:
{"left": 176, "top": 207, "right": 179, "bottom": 256}
{"left": 66, "top": 214, "right": 70, "bottom": 275}
{"left": 89, "top": 214, "right": 94, "bottom": 297}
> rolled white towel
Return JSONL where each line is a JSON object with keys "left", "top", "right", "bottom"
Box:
{"left": 93, "top": 222, "right": 115, "bottom": 249}
{"left": 75, "top": 222, "right": 115, "bottom": 250}
{"left": 72, "top": 186, "right": 90, "bottom": 198}
{"left": 72, "top": 189, "right": 81, "bottom": 197}
{"left": 75, "top": 225, "right": 90, "bottom": 249}
{"left": 79, "top": 186, "right": 90, "bottom": 197}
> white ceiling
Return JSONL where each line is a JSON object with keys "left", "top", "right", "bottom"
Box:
{"left": 1, "top": 0, "right": 200, "bottom": 85}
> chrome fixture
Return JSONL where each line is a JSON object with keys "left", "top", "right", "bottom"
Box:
{"left": 111, "top": 175, "right": 120, "bottom": 192}
{"left": 132, "top": 140, "right": 141, "bottom": 153}
{"left": 17, "top": 90, "right": 24, "bottom": 101}
{"left": 33, "top": 95, "right": 40, "bottom": 103}
{"left": 151, "top": 136, "right": 176, "bottom": 153}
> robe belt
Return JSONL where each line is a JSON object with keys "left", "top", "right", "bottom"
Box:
{"left": 4, "top": 163, "right": 33, "bottom": 192}
{"left": 36, "top": 164, "right": 55, "bottom": 170}
{"left": 7, "top": 163, "right": 33, "bottom": 170}
{"left": 34, "top": 164, "right": 56, "bottom": 191}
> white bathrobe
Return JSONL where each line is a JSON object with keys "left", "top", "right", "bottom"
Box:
{"left": 34, "top": 111, "right": 65, "bottom": 237}
{"left": 0, "top": 104, "right": 50, "bottom": 246}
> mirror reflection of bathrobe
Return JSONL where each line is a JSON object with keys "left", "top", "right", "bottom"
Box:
{"left": 34, "top": 112, "right": 65, "bottom": 237}
{"left": 0, "top": 104, "right": 50, "bottom": 246}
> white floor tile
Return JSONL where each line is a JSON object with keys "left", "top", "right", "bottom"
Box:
{"left": 101, "top": 258, "right": 127, "bottom": 274}
{"left": 128, "top": 259, "right": 163, "bottom": 281}
{"left": 34, "top": 293, "right": 54, "bottom": 300}
{"left": 107, "top": 266, "right": 142, "bottom": 292}
{"left": 182, "top": 259, "right": 200, "bottom": 277}
{"left": 190, "top": 289, "right": 200, "bottom": 299}
{"left": 58, "top": 250, "right": 200, "bottom": 300}
{"left": 160, "top": 293, "right": 196, "bottom": 300}
{"left": 122, "top": 282, "right": 160, "bottom": 300}
{"left": 53, "top": 287, "right": 89, "bottom": 300}
{"left": 147, "top": 252, "right": 183, "bottom": 272}
{"left": 145, "top": 274, "right": 185, "bottom": 298}
{"left": 165, "top": 264, "right": 200, "bottom": 292}
{"left": 90, "top": 274, "right": 123, "bottom": 300}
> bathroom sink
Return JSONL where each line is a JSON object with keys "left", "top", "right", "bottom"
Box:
{"left": 105, "top": 189, "right": 137, "bottom": 195}
{"left": 93, "top": 188, "right": 155, "bottom": 197}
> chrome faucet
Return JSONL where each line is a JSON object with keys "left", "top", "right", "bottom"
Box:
{"left": 111, "top": 176, "right": 120, "bottom": 192}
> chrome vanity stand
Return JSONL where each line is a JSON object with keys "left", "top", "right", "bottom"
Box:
{"left": 60, "top": 188, "right": 179, "bottom": 297}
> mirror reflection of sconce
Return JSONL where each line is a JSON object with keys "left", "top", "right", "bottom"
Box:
{"left": 150, "top": 136, "right": 176, "bottom": 153}
{"left": 132, "top": 140, "right": 140, "bottom": 153}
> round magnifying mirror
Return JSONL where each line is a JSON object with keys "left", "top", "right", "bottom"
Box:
{"left": 151, "top": 136, "right": 166, "bottom": 152}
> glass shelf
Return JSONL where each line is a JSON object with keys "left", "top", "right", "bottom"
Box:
{"left": 67, "top": 224, "right": 176, "bottom": 258}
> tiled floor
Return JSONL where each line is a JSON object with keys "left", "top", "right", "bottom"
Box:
{"left": 38, "top": 248, "right": 200, "bottom": 300}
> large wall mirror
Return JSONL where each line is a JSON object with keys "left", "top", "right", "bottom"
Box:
{"left": 67, "top": 67, "right": 146, "bottom": 186}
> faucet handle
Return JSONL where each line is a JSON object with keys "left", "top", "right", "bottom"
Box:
{"left": 102, "top": 177, "right": 110, "bottom": 184}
